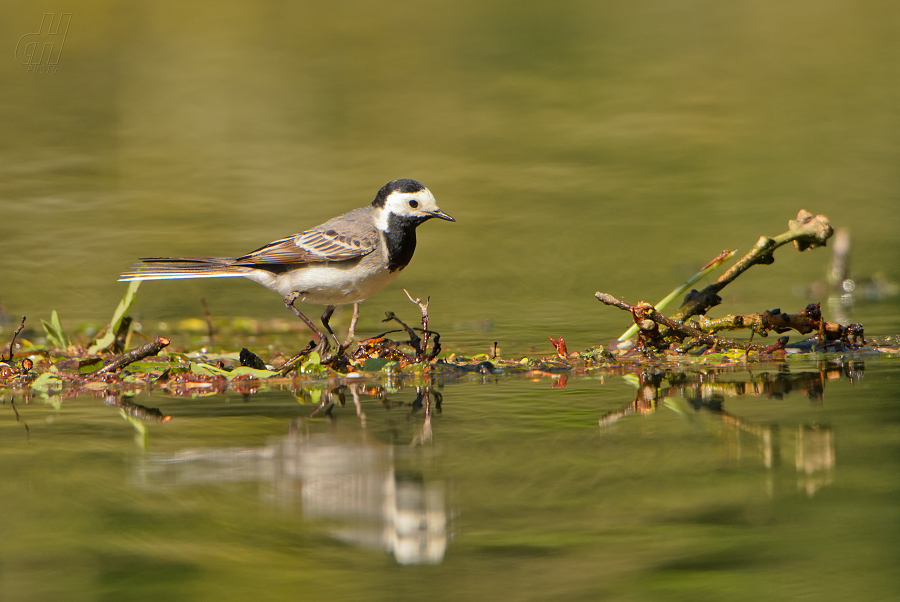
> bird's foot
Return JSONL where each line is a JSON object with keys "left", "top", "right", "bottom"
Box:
{"left": 312, "top": 336, "right": 331, "bottom": 359}
{"left": 314, "top": 338, "right": 356, "bottom": 370}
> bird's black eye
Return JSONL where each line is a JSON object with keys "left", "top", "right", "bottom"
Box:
{"left": 408, "top": 200, "right": 419, "bottom": 208}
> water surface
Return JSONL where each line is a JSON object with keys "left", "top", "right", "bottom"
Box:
{"left": 2, "top": 360, "right": 898, "bottom": 600}
{"left": 1, "top": 2, "right": 899, "bottom": 600}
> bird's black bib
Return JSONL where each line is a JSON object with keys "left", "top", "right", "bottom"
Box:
{"left": 384, "top": 213, "right": 425, "bottom": 272}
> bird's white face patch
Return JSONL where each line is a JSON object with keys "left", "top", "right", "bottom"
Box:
{"left": 374, "top": 188, "right": 442, "bottom": 230}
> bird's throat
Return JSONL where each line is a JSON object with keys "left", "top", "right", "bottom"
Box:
{"left": 384, "top": 213, "right": 420, "bottom": 272}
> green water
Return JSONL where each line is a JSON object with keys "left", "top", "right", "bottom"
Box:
{"left": 2, "top": 0, "right": 899, "bottom": 349}
{"left": 2, "top": 1, "right": 900, "bottom": 599}
{"left": 2, "top": 361, "right": 899, "bottom": 600}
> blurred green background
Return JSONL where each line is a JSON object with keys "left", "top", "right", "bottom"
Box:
{"left": 2, "top": 4, "right": 900, "bottom": 601}
{"left": 1, "top": 0, "right": 898, "bottom": 352}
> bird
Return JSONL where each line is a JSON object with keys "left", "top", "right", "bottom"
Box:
{"left": 119, "top": 179, "right": 454, "bottom": 355}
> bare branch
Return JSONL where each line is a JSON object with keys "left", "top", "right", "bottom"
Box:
{"left": 92, "top": 337, "right": 171, "bottom": 375}
{"left": 672, "top": 210, "right": 833, "bottom": 322}
{"left": 2, "top": 316, "right": 26, "bottom": 362}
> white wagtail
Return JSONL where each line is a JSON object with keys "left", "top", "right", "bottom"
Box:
{"left": 119, "top": 179, "right": 454, "bottom": 353}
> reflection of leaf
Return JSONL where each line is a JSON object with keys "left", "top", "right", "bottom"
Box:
{"left": 40, "top": 310, "right": 69, "bottom": 349}
{"left": 43, "top": 394, "right": 63, "bottom": 410}
{"left": 119, "top": 409, "right": 148, "bottom": 449}
{"left": 31, "top": 370, "right": 63, "bottom": 393}
{"left": 30, "top": 371, "right": 64, "bottom": 408}
{"left": 294, "top": 387, "right": 325, "bottom": 404}
{"left": 621, "top": 374, "right": 641, "bottom": 388}
{"left": 663, "top": 398, "right": 701, "bottom": 424}
{"left": 89, "top": 280, "right": 141, "bottom": 354}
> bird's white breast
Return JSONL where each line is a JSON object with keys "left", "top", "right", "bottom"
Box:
{"left": 244, "top": 254, "right": 400, "bottom": 306}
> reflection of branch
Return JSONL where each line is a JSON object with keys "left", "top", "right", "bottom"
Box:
{"left": 106, "top": 396, "right": 172, "bottom": 423}
{"left": 673, "top": 211, "right": 833, "bottom": 321}
{"left": 10, "top": 398, "right": 29, "bottom": 437}
{"left": 600, "top": 362, "right": 851, "bottom": 427}
{"left": 411, "top": 387, "right": 436, "bottom": 446}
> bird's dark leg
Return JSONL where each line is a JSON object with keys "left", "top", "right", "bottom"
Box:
{"left": 283, "top": 292, "right": 328, "bottom": 351}
{"left": 320, "top": 305, "right": 343, "bottom": 352}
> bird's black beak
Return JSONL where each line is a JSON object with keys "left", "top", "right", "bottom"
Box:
{"left": 432, "top": 209, "right": 455, "bottom": 222}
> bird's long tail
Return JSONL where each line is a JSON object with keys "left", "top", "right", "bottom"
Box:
{"left": 118, "top": 257, "right": 251, "bottom": 282}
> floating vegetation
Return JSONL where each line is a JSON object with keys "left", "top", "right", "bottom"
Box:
{"left": 1, "top": 210, "right": 898, "bottom": 423}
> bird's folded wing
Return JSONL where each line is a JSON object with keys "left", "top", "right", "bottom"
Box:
{"left": 232, "top": 228, "right": 377, "bottom": 266}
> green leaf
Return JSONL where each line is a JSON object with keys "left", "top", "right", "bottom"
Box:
{"left": 40, "top": 310, "right": 69, "bottom": 349}
{"left": 362, "top": 358, "right": 390, "bottom": 372}
{"left": 190, "top": 362, "right": 231, "bottom": 377}
{"left": 89, "top": 280, "right": 141, "bottom": 354}
{"left": 227, "top": 366, "right": 279, "bottom": 379}
{"left": 300, "top": 352, "right": 325, "bottom": 374}
{"left": 78, "top": 358, "right": 104, "bottom": 373}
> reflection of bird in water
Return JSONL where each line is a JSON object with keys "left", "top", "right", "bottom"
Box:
{"left": 795, "top": 425, "right": 834, "bottom": 498}
{"left": 284, "top": 435, "right": 447, "bottom": 564}
{"left": 136, "top": 433, "right": 448, "bottom": 565}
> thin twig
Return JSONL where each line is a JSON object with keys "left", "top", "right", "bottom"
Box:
{"left": 383, "top": 312, "right": 423, "bottom": 357}
{"left": 2, "top": 316, "right": 26, "bottom": 362}
{"left": 276, "top": 340, "right": 317, "bottom": 377}
{"left": 112, "top": 316, "right": 133, "bottom": 354}
{"left": 200, "top": 297, "right": 215, "bottom": 342}
{"left": 91, "top": 337, "right": 171, "bottom": 375}
{"left": 404, "top": 289, "right": 431, "bottom": 361}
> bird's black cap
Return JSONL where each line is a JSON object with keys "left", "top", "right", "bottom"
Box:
{"left": 371, "top": 179, "right": 426, "bottom": 208}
